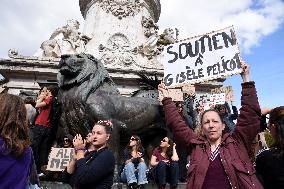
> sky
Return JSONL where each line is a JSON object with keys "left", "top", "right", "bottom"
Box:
{"left": 0, "top": 0, "right": 284, "bottom": 108}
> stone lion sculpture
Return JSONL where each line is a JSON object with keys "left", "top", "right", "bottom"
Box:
{"left": 57, "top": 53, "right": 165, "bottom": 160}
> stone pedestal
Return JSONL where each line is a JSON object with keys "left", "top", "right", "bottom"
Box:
{"left": 40, "top": 181, "right": 187, "bottom": 189}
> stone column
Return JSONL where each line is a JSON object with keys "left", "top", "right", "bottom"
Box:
{"left": 79, "top": 0, "right": 163, "bottom": 74}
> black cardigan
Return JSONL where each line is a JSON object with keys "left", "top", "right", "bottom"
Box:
{"left": 62, "top": 147, "right": 115, "bottom": 189}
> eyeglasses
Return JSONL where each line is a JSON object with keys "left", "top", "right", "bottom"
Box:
{"left": 130, "top": 137, "right": 139, "bottom": 141}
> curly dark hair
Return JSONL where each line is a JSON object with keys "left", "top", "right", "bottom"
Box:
{"left": 269, "top": 106, "right": 284, "bottom": 158}
{"left": 0, "top": 94, "right": 30, "bottom": 157}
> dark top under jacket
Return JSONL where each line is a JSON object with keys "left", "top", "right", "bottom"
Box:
{"left": 256, "top": 149, "right": 284, "bottom": 189}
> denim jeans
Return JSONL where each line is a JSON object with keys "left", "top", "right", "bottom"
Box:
{"left": 153, "top": 161, "right": 179, "bottom": 187}
{"left": 120, "top": 162, "right": 148, "bottom": 185}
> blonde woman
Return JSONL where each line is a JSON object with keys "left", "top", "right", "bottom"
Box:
{"left": 63, "top": 120, "right": 115, "bottom": 189}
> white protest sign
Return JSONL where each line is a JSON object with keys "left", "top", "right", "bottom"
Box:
{"left": 210, "top": 93, "right": 226, "bottom": 105}
{"left": 194, "top": 93, "right": 226, "bottom": 110}
{"left": 47, "top": 148, "right": 75, "bottom": 171}
{"left": 163, "top": 26, "right": 242, "bottom": 87}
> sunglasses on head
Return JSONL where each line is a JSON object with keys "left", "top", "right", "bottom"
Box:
{"left": 130, "top": 137, "right": 139, "bottom": 141}
{"left": 161, "top": 138, "right": 168, "bottom": 143}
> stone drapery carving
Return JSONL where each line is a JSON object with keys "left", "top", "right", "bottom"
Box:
{"left": 99, "top": 33, "right": 137, "bottom": 66}
{"left": 98, "top": 0, "right": 143, "bottom": 19}
{"left": 36, "top": 19, "right": 91, "bottom": 58}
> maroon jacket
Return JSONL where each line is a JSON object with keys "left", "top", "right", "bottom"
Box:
{"left": 162, "top": 82, "right": 263, "bottom": 189}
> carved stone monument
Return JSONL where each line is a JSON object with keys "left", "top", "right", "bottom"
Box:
{"left": 80, "top": 0, "right": 175, "bottom": 73}
{"left": 0, "top": 0, "right": 222, "bottom": 96}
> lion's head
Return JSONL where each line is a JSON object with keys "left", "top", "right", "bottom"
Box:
{"left": 57, "top": 53, "right": 119, "bottom": 101}
{"left": 58, "top": 53, "right": 111, "bottom": 88}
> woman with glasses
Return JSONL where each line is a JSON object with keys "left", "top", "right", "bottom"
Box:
{"left": 158, "top": 61, "right": 264, "bottom": 189}
{"left": 62, "top": 134, "right": 74, "bottom": 148}
{"left": 62, "top": 120, "right": 115, "bottom": 189}
{"left": 120, "top": 135, "right": 148, "bottom": 189}
{"left": 150, "top": 137, "right": 179, "bottom": 189}
{"left": 256, "top": 106, "right": 284, "bottom": 188}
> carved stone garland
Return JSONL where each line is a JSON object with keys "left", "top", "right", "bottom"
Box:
{"left": 98, "top": 0, "right": 143, "bottom": 19}
{"left": 99, "top": 33, "right": 138, "bottom": 67}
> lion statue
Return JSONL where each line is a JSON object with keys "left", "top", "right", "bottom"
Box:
{"left": 57, "top": 53, "right": 166, "bottom": 162}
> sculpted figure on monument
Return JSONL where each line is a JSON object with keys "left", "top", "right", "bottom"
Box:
{"left": 157, "top": 28, "right": 179, "bottom": 46}
{"left": 141, "top": 16, "right": 159, "bottom": 38}
{"left": 139, "top": 27, "right": 179, "bottom": 59}
{"left": 39, "top": 19, "right": 90, "bottom": 58}
{"left": 57, "top": 53, "right": 165, "bottom": 159}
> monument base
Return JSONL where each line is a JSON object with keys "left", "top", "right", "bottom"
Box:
{"left": 40, "top": 181, "right": 187, "bottom": 189}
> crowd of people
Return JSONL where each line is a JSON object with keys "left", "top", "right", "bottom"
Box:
{"left": 0, "top": 60, "right": 283, "bottom": 189}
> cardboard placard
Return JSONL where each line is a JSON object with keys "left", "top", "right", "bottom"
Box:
{"left": 211, "top": 86, "right": 234, "bottom": 102}
{"left": 47, "top": 148, "right": 75, "bottom": 171}
{"left": 159, "top": 88, "right": 183, "bottom": 102}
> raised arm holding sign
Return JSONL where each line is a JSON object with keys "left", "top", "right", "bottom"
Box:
{"left": 158, "top": 61, "right": 264, "bottom": 189}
